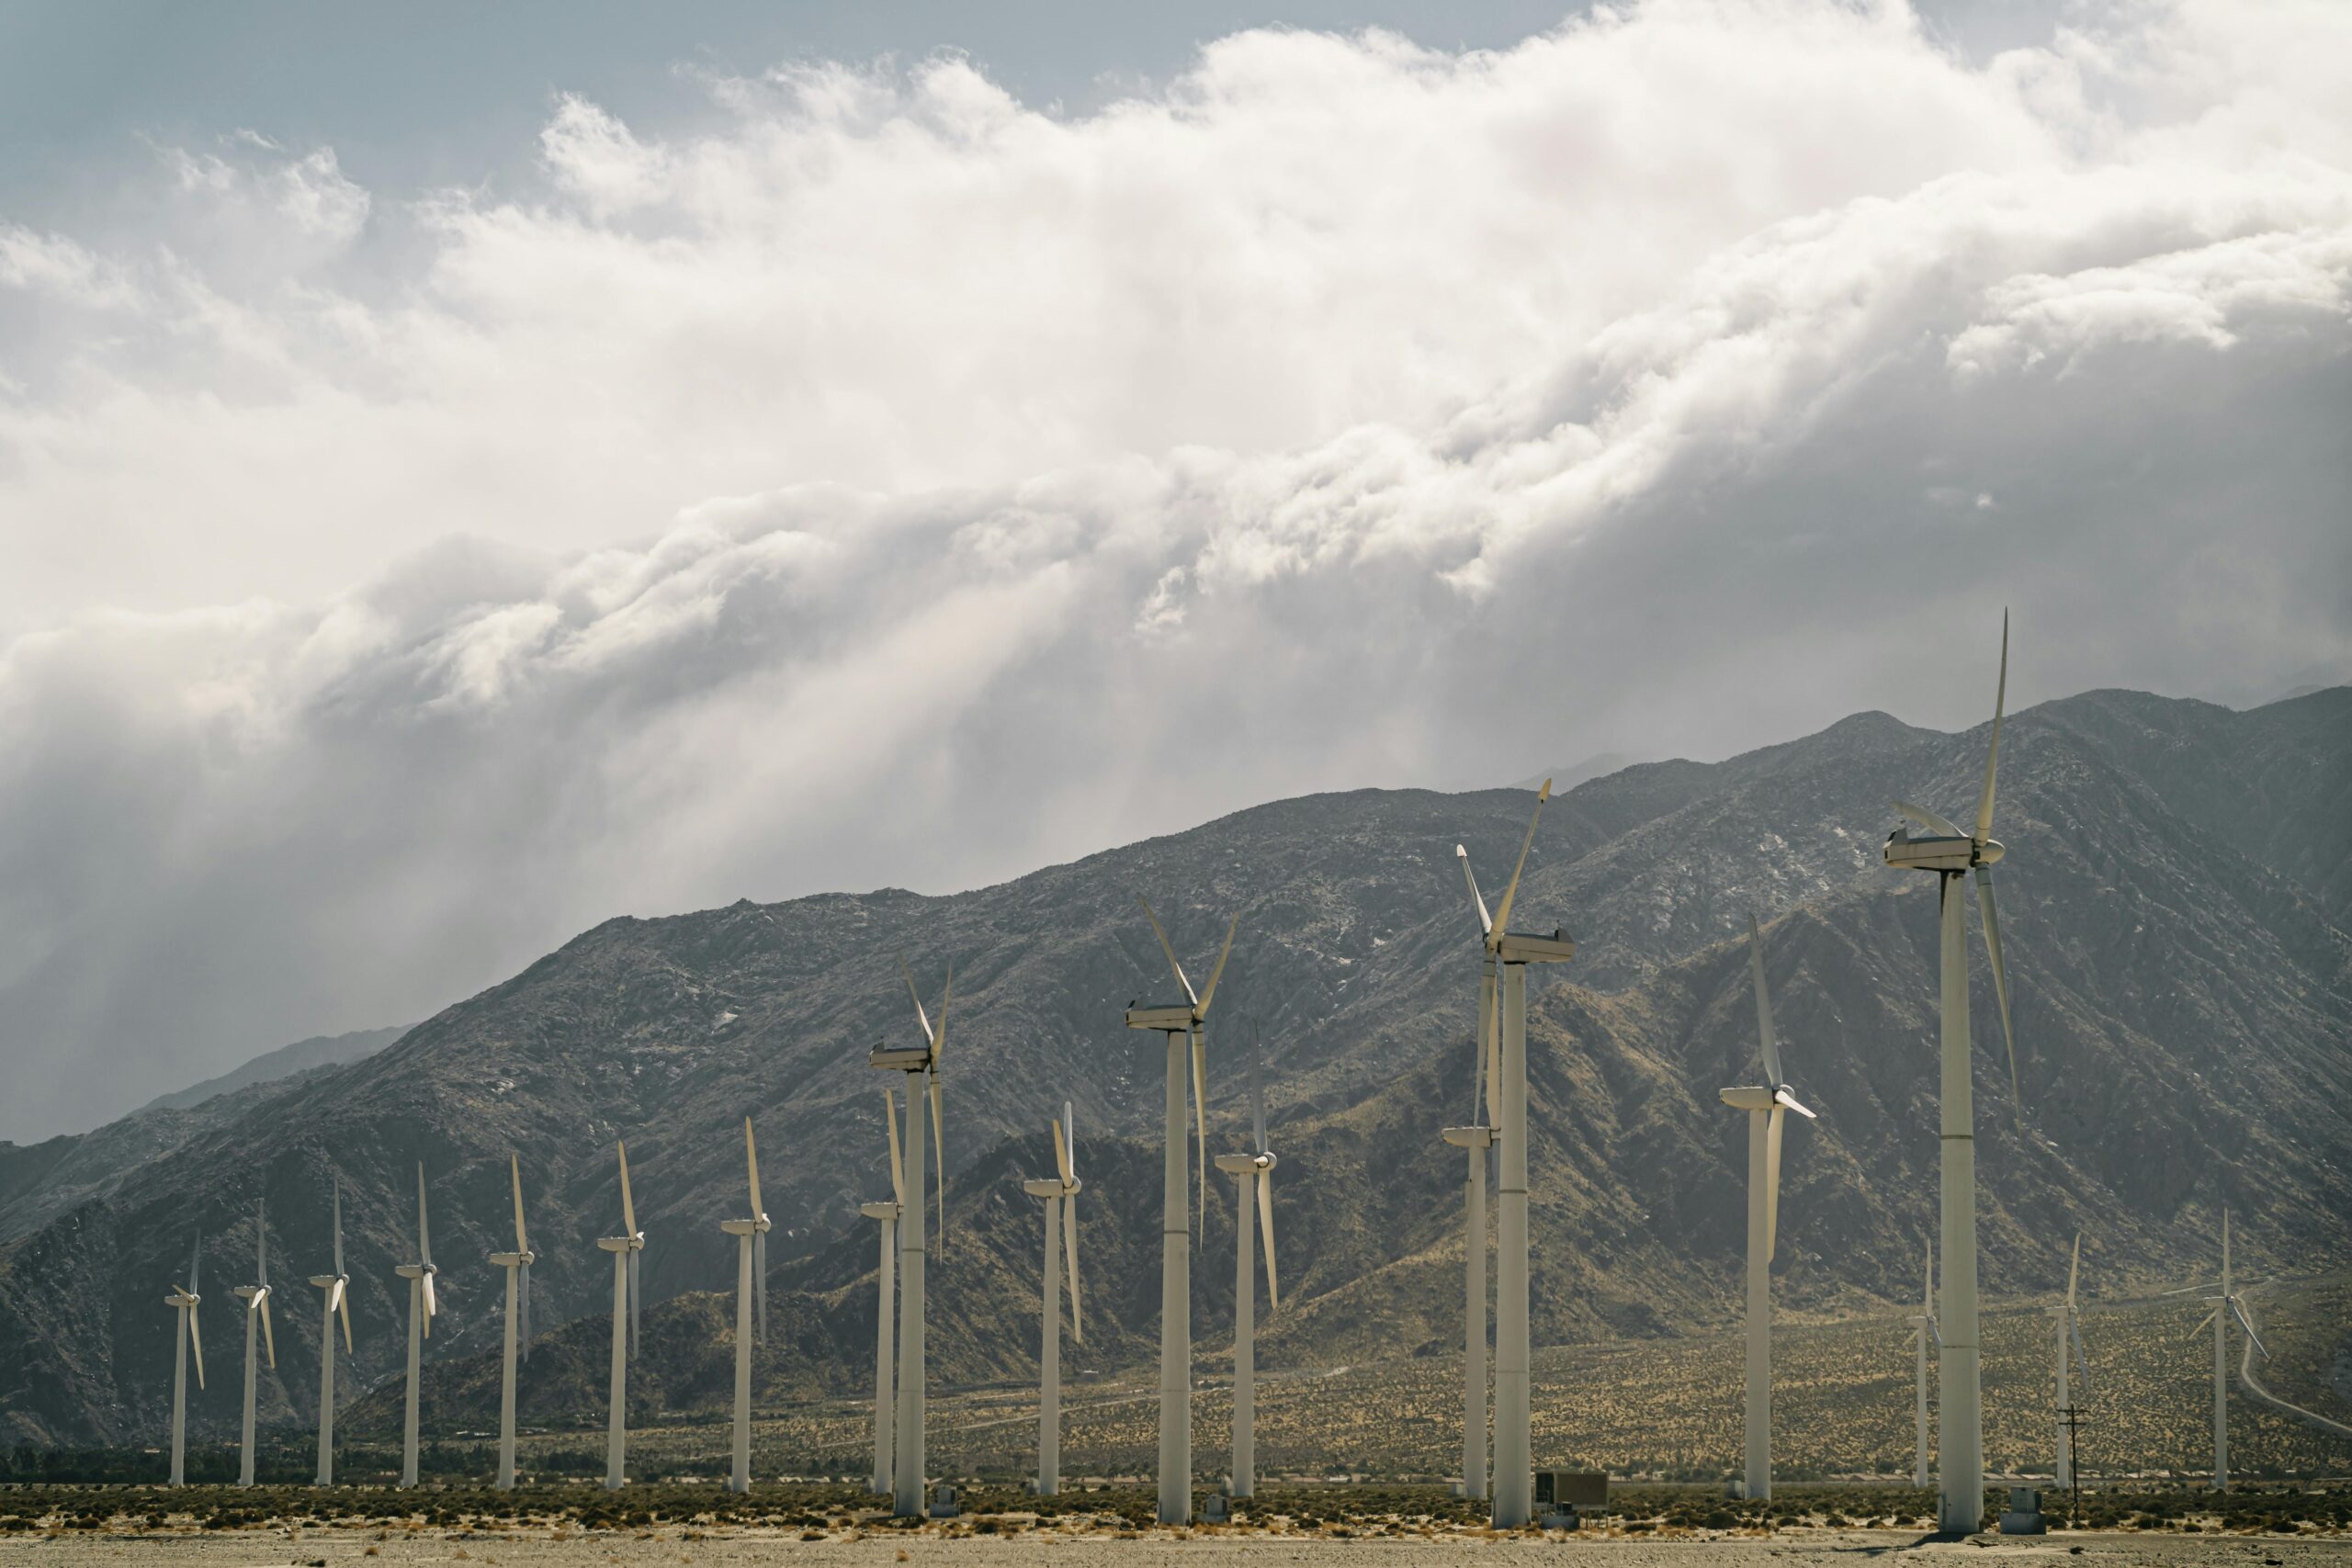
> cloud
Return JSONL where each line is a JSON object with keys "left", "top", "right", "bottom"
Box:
{"left": 0, "top": 0, "right": 2346, "bottom": 1137}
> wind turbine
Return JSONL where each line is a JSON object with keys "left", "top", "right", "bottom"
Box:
{"left": 1717, "top": 916, "right": 1815, "bottom": 1502}
{"left": 1881, "top": 613, "right": 2023, "bottom": 1533}
{"left": 594, "top": 1141, "right": 645, "bottom": 1490}
{"left": 1907, "top": 1238, "right": 1938, "bottom": 1488}
{"left": 1125, "top": 897, "right": 1238, "bottom": 1525}
{"left": 1212, "top": 1031, "right": 1279, "bottom": 1500}
{"left": 2048, "top": 1232, "right": 2089, "bottom": 1488}
{"left": 2181, "top": 1208, "right": 2266, "bottom": 1493}
{"left": 1455, "top": 780, "right": 1575, "bottom": 1529}
{"left": 1440, "top": 998, "right": 1497, "bottom": 1501}
{"left": 856, "top": 1086, "right": 906, "bottom": 1496}
{"left": 231, "top": 1201, "right": 276, "bottom": 1487}
{"left": 1021, "top": 1100, "right": 1083, "bottom": 1496}
{"left": 869, "top": 960, "right": 951, "bottom": 1517}
{"left": 396, "top": 1164, "right": 439, "bottom": 1488}
{"left": 722, "top": 1117, "right": 772, "bottom": 1494}
{"left": 307, "top": 1176, "right": 353, "bottom": 1485}
{"left": 164, "top": 1234, "right": 204, "bottom": 1486}
{"left": 488, "top": 1155, "right": 535, "bottom": 1491}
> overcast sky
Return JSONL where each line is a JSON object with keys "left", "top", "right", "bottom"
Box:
{"left": 1, "top": 0, "right": 2346, "bottom": 1140}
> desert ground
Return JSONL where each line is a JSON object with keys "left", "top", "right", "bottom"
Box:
{"left": 0, "top": 1528, "right": 2347, "bottom": 1568}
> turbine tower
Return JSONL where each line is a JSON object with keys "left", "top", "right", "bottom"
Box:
{"left": 1440, "top": 1000, "right": 1498, "bottom": 1501}
{"left": 870, "top": 960, "right": 951, "bottom": 1517}
{"left": 2048, "top": 1232, "right": 2089, "bottom": 1488}
{"left": 1881, "top": 613, "right": 2023, "bottom": 1533}
{"left": 722, "top": 1117, "right": 772, "bottom": 1493}
{"left": 488, "top": 1156, "right": 535, "bottom": 1491}
{"left": 594, "top": 1141, "right": 645, "bottom": 1490}
{"left": 1907, "top": 1239, "right": 1937, "bottom": 1488}
{"left": 1124, "top": 897, "right": 1239, "bottom": 1525}
{"left": 2184, "top": 1208, "right": 2267, "bottom": 1493}
{"left": 1212, "top": 1031, "right": 1278, "bottom": 1500}
{"left": 395, "top": 1164, "right": 440, "bottom": 1488}
{"left": 857, "top": 1086, "right": 906, "bottom": 1496}
{"left": 1456, "top": 780, "right": 1574, "bottom": 1528}
{"left": 164, "top": 1234, "right": 204, "bottom": 1486}
{"left": 1717, "top": 915, "right": 1815, "bottom": 1502}
{"left": 1021, "top": 1100, "right": 1083, "bottom": 1496}
{"left": 231, "top": 1202, "right": 276, "bottom": 1487}
{"left": 307, "top": 1176, "right": 353, "bottom": 1486}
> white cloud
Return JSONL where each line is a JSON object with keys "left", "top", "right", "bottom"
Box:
{"left": 0, "top": 0, "right": 2346, "bottom": 1136}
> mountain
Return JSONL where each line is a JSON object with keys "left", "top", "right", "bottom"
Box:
{"left": 137, "top": 1026, "right": 408, "bottom": 1116}
{"left": 0, "top": 685, "right": 2345, "bottom": 1449}
{"left": 0, "top": 1025, "right": 408, "bottom": 1247}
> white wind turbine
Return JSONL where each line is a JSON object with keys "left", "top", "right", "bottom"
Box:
{"left": 1125, "top": 897, "right": 1239, "bottom": 1525}
{"left": 2048, "top": 1232, "right": 2090, "bottom": 1488}
{"left": 2177, "top": 1208, "right": 2266, "bottom": 1494}
{"left": 1881, "top": 613, "right": 2024, "bottom": 1533}
{"left": 396, "top": 1164, "right": 439, "bottom": 1488}
{"left": 164, "top": 1234, "right": 205, "bottom": 1486}
{"left": 1455, "top": 780, "right": 1575, "bottom": 1529}
{"left": 1021, "top": 1101, "right": 1083, "bottom": 1496}
{"left": 869, "top": 961, "right": 951, "bottom": 1517}
{"left": 1717, "top": 916, "right": 1815, "bottom": 1501}
{"left": 488, "top": 1155, "right": 535, "bottom": 1491}
{"left": 856, "top": 1086, "right": 907, "bottom": 1497}
{"left": 594, "top": 1141, "right": 646, "bottom": 1490}
{"left": 1906, "top": 1239, "right": 1938, "bottom": 1488}
{"left": 231, "top": 1202, "right": 276, "bottom": 1487}
{"left": 723, "top": 1117, "right": 773, "bottom": 1494}
{"left": 1212, "top": 1031, "right": 1279, "bottom": 1500}
{"left": 307, "top": 1176, "right": 353, "bottom": 1486}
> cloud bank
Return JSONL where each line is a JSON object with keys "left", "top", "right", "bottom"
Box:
{"left": 0, "top": 0, "right": 2346, "bottom": 1137}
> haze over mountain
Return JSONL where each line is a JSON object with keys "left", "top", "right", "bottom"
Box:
{"left": 0, "top": 683, "right": 2343, "bottom": 1449}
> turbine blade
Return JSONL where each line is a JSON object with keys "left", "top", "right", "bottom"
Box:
{"left": 617, "top": 1142, "right": 638, "bottom": 1237}
{"left": 929, "top": 1068, "right": 946, "bottom": 1252}
{"left": 1137, "top": 897, "right": 1197, "bottom": 1008}
{"left": 1772, "top": 1087, "right": 1815, "bottom": 1119}
{"left": 2067, "top": 1232, "right": 2081, "bottom": 1308}
{"left": 628, "top": 1247, "right": 641, "bottom": 1359}
{"left": 191, "top": 1233, "right": 202, "bottom": 1296}
{"left": 754, "top": 1228, "right": 768, "bottom": 1347}
{"left": 338, "top": 1288, "right": 353, "bottom": 1354}
{"left": 1489, "top": 779, "right": 1552, "bottom": 935}
{"left": 1747, "top": 914, "right": 1784, "bottom": 1089}
{"left": 1063, "top": 1193, "right": 1083, "bottom": 1346}
{"left": 422, "top": 1270, "right": 436, "bottom": 1328}
{"left": 333, "top": 1177, "right": 344, "bottom": 1278}
{"left": 1974, "top": 609, "right": 2007, "bottom": 848}
{"left": 1974, "top": 866, "right": 2021, "bottom": 1128}
{"left": 2230, "top": 1298, "right": 2267, "bottom": 1359}
{"left": 1191, "top": 1029, "right": 1208, "bottom": 1246}
{"left": 189, "top": 1306, "right": 205, "bottom": 1391}
{"left": 1893, "top": 800, "right": 1964, "bottom": 839}
{"left": 934, "top": 965, "right": 952, "bottom": 1057}
{"left": 1456, "top": 845, "right": 1492, "bottom": 937}
{"left": 1257, "top": 1167, "right": 1279, "bottom": 1311}
{"left": 1196, "top": 913, "right": 1238, "bottom": 1016}
{"left": 1250, "top": 1028, "right": 1267, "bottom": 1155}
{"left": 1764, "top": 1104, "right": 1785, "bottom": 1262}
{"left": 746, "top": 1117, "right": 765, "bottom": 1217}
{"left": 898, "top": 956, "right": 935, "bottom": 1045}
{"left": 2071, "top": 1314, "right": 2090, "bottom": 1393}
{"left": 257, "top": 1198, "right": 268, "bottom": 1288}
{"left": 328, "top": 1276, "right": 345, "bottom": 1315}
{"left": 1053, "top": 1116, "right": 1074, "bottom": 1186}
{"left": 520, "top": 1259, "right": 532, "bottom": 1358}
{"left": 507, "top": 1154, "right": 526, "bottom": 1254}
{"left": 260, "top": 1294, "right": 277, "bottom": 1370}
{"left": 2186, "top": 1308, "right": 2218, "bottom": 1342}
{"left": 1925, "top": 1237, "right": 1934, "bottom": 1315}
{"left": 884, "top": 1086, "right": 906, "bottom": 1206}
{"left": 1484, "top": 998, "right": 1501, "bottom": 1129}
{"left": 417, "top": 1164, "right": 432, "bottom": 1267}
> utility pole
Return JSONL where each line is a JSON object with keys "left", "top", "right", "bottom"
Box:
{"left": 2060, "top": 1404, "right": 2085, "bottom": 1527}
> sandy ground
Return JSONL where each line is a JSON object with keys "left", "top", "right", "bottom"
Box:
{"left": 0, "top": 1530, "right": 2344, "bottom": 1568}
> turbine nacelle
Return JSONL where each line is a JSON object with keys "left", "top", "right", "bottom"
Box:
{"left": 1124, "top": 1004, "right": 1195, "bottom": 1032}
{"left": 857, "top": 1200, "right": 901, "bottom": 1222}
{"left": 488, "top": 1250, "right": 535, "bottom": 1267}
{"left": 1883, "top": 826, "right": 2005, "bottom": 872}
{"left": 1441, "top": 1124, "right": 1497, "bottom": 1150}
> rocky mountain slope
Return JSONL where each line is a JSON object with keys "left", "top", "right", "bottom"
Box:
{"left": 0, "top": 685, "right": 2344, "bottom": 1447}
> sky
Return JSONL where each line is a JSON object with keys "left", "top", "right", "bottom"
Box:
{"left": 0, "top": 0, "right": 2346, "bottom": 1140}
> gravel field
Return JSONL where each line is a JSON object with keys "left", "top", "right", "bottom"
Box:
{"left": 1, "top": 1530, "right": 2347, "bottom": 1568}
